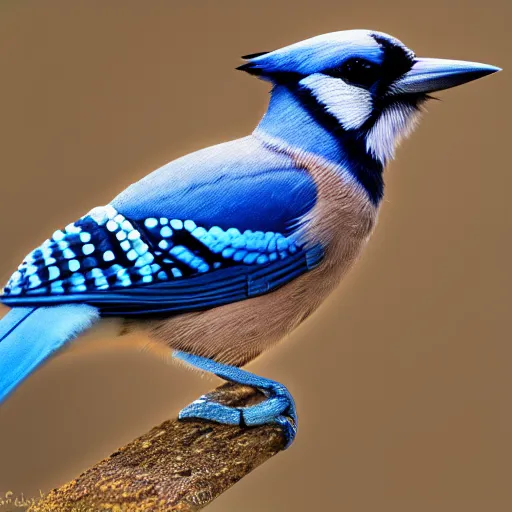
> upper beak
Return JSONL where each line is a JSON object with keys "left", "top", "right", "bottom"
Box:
{"left": 392, "top": 57, "right": 501, "bottom": 94}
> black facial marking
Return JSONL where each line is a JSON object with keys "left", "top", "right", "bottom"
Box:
{"left": 293, "top": 84, "right": 384, "bottom": 205}
{"left": 322, "top": 35, "right": 416, "bottom": 97}
{"left": 370, "top": 34, "right": 416, "bottom": 95}
{"left": 346, "top": 36, "right": 424, "bottom": 137}
{"left": 324, "top": 58, "right": 381, "bottom": 89}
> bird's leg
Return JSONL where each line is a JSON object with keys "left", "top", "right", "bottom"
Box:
{"left": 173, "top": 351, "right": 297, "bottom": 448}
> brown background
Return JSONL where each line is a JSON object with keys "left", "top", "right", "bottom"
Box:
{"left": 0, "top": 1, "right": 510, "bottom": 511}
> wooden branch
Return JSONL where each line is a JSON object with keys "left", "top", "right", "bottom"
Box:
{"left": 29, "top": 383, "right": 287, "bottom": 512}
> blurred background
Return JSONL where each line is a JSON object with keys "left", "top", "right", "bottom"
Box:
{"left": 0, "top": 1, "right": 510, "bottom": 511}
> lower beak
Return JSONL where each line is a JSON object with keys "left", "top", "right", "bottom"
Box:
{"left": 392, "top": 57, "right": 501, "bottom": 94}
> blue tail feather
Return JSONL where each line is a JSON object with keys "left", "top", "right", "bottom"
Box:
{"left": 0, "top": 304, "right": 99, "bottom": 403}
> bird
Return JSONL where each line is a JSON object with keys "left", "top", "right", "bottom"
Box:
{"left": 0, "top": 30, "right": 500, "bottom": 448}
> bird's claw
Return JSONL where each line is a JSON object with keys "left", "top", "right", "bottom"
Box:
{"left": 175, "top": 351, "right": 298, "bottom": 448}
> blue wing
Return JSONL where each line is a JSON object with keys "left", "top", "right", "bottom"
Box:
{"left": 111, "top": 137, "right": 316, "bottom": 234}
{"left": 1, "top": 140, "right": 322, "bottom": 315}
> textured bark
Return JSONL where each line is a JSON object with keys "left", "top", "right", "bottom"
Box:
{"left": 29, "top": 384, "right": 287, "bottom": 512}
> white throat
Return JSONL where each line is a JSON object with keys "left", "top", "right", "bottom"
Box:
{"left": 366, "top": 102, "right": 422, "bottom": 163}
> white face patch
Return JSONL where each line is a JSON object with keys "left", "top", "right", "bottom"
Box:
{"left": 300, "top": 73, "right": 373, "bottom": 130}
{"left": 366, "top": 102, "right": 422, "bottom": 163}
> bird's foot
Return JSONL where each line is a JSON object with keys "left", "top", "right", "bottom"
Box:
{"left": 173, "top": 351, "right": 297, "bottom": 448}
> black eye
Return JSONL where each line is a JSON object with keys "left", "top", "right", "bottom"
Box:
{"left": 325, "top": 58, "right": 380, "bottom": 89}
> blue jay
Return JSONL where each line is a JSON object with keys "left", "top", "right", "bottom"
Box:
{"left": 0, "top": 30, "right": 499, "bottom": 447}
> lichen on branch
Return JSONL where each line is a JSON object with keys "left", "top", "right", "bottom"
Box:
{"left": 29, "top": 383, "right": 287, "bottom": 512}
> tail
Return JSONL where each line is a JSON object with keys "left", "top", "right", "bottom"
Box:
{"left": 0, "top": 304, "right": 99, "bottom": 403}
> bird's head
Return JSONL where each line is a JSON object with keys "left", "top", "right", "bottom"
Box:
{"left": 239, "top": 30, "right": 500, "bottom": 164}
